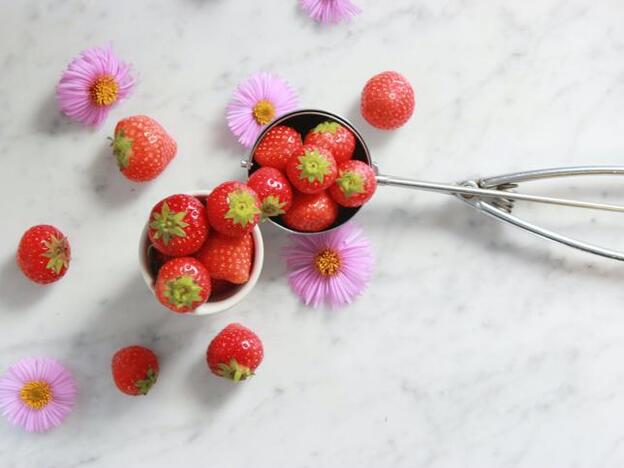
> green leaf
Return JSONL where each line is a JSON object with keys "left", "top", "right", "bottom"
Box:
{"left": 224, "top": 189, "right": 261, "bottom": 227}
{"left": 111, "top": 131, "right": 134, "bottom": 170}
{"left": 149, "top": 202, "right": 188, "bottom": 245}
{"left": 337, "top": 170, "right": 365, "bottom": 197}
{"left": 296, "top": 148, "right": 332, "bottom": 184}
{"left": 163, "top": 275, "right": 204, "bottom": 309}
{"left": 312, "top": 121, "right": 340, "bottom": 134}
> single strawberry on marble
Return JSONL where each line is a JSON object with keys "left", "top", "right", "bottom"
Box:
{"left": 111, "top": 346, "right": 159, "bottom": 396}
{"left": 111, "top": 115, "right": 177, "bottom": 182}
{"left": 361, "top": 71, "right": 415, "bottom": 130}
{"left": 207, "top": 323, "right": 264, "bottom": 382}
{"left": 17, "top": 225, "right": 70, "bottom": 284}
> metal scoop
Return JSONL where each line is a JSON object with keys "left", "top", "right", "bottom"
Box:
{"left": 241, "top": 109, "right": 624, "bottom": 262}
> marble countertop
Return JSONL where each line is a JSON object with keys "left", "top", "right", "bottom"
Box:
{"left": 2, "top": 1, "right": 624, "bottom": 467}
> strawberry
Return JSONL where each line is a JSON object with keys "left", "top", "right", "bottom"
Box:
{"left": 17, "top": 225, "right": 70, "bottom": 284}
{"left": 286, "top": 145, "right": 338, "bottom": 194}
{"left": 205, "top": 181, "right": 261, "bottom": 237}
{"left": 361, "top": 71, "right": 415, "bottom": 130}
{"left": 253, "top": 125, "right": 303, "bottom": 170}
{"left": 148, "top": 194, "right": 208, "bottom": 256}
{"left": 247, "top": 167, "right": 293, "bottom": 219}
{"left": 328, "top": 160, "right": 378, "bottom": 207}
{"left": 111, "top": 115, "right": 177, "bottom": 182}
{"left": 195, "top": 232, "right": 253, "bottom": 284}
{"left": 282, "top": 191, "right": 338, "bottom": 232}
{"left": 155, "top": 257, "right": 211, "bottom": 313}
{"left": 111, "top": 345, "right": 159, "bottom": 396}
{"left": 206, "top": 323, "right": 263, "bottom": 381}
{"left": 304, "top": 121, "right": 355, "bottom": 163}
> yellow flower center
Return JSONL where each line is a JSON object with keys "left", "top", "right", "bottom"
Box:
{"left": 90, "top": 75, "right": 119, "bottom": 106}
{"left": 20, "top": 381, "right": 53, "bottom": 410}
{"left": 314, "top": 249, "right": 341, "bottom": 276}
{"left": 252, "top": 100, "right": 276, "bottom": 125}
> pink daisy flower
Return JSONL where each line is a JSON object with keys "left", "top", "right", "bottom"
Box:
{"left": 56, "top": 45, "right": 134, "bottom": 127}
{"left": 226, "top": 72, "right": 298, "bottom": 148}
{"left": 299, "top": 0, "right": 361, "bottom": 24}
{"left": 284, "top": 223, "right": 374, "bottom": 308}
{"left": 0, "top": 357, "right": 77, "bottom": 432}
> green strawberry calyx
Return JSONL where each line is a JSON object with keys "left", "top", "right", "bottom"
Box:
{"left": 149, "top": 202, "right": 188, "bottom": 245}
{"left": 111, "top": 131, "right": 134, "bottom": 169}
{"left": 215, "top": 358, "right": 254, "bottom": 382}
{"left": 337, "top": 170, "right": 365, "bottom": 198}
{"left": 312, "top": 121, "right": 340, "bottom": 134}
{"left": 260, "top": 195, "right": 287, "bottom": 219}
{"left": 135, "top": 368, "right": 158, "bottom": 395}
{"left": 297, "top": 149, "right": 332, "bottom": 183}
{"left": 225, "top": 190, "right": 261, "bottom": 227}
{"left": 42, "top": 235, "right": 69, "bottom": 275}
{"left": 164, "top": 275, "right": 203, "bottom": 309}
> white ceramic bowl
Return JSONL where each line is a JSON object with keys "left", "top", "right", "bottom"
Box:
{"left": 138, "top": 190, "right": 264, "bottom": 316}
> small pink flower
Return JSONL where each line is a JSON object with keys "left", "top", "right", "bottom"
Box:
{"left": 226, "top": 72, "right": 298, "bottom": 148}
{"left": 56, "top": 45, "right": 134, "bottom": 127}
{"left": 300, "top": 0, "right": 361, "bottom": 24}
{"left": 284, "top": 223, "right": 373, "bottom": 308}
{"left": 0, "top": 357, "right": 77, "bottom": 432}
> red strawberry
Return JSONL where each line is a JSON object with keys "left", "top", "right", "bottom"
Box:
{"left": 304, "top": 121, "right": 355, "bottom": 163}
{"left": 206, "top": 323, "right": 264, "bottom": 381}
{"left": 247, "top": 167, "right": 293, "bottom": 219}
{"left": 282, "top": 191, "right": 338, "bottom": 233}
{"left": 361, "top": 71, "right": 415, "bottom": 130}
{"left": 253, "top": 125, "right": 303, "bottom": 170}
{"left": 155, "top": 257, "right": 211, "bottom": 313}
{"left": 148, "top": 194, "right": 208, "bottom": 256}
{"left": 205, "top": 181, "right": 261, "bottom": 237}
{"left": 111, "top": 115, "right": 177, "bottom": 182}
{"left": 111, "top": 346, "right": 159, "bottom": 396}
{"left": 17, "top": 225, "right": 70, "bottom": 284}
{"left": 195, "top": 232, "right": 253, "bottom": 284}
{"left": 286, "top": 145, "right": 338, "bottom": 194}
{"left": 328, "top": 160, "right": 378, "bottom": 207}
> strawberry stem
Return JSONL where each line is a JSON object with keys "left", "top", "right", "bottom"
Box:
{"left": 42, "top": 235, "right": 69, "bottom": 274}
{"left": 260, "top": 195, "right": 287, "bottom": 219}
{"left": 111, "top": 131, "right": 134, "bottom": 169}
{"left": 163, "top": 275, "right": 203, "bottom": 309}
{"left": 296, "top": 148, "right": 331, "bottom": 183}
{"left": 337, "top": 171, "right": 364, "bottom": 197}
{"left": 135, "top": 368, "right": 158, "bottom": 395}
{"left": 215, "top": 359, "right": 253, "bottom": 381}
{"left": 312, "top": 121, "right": 340, "bottom": 134}
{"left": 149, "top": 202, "right": 189, "bottom": 245}
{"left": 225, "top": 190, "right": 261, "bottom": 227}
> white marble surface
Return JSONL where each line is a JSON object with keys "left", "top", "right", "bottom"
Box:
{"left": 1, "top": 0, "right": 624, "bottom": 466}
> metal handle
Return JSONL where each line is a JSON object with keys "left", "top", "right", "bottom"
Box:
{"left": 376, "top": 173, "right": 624, "bottom": 214}
{"left": 377, "top": 166, "right": 624, "bottom": 261}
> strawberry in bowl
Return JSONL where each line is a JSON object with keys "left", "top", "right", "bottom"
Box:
{"left": 286, "top": 144, "right": 337, "bottom": 194}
